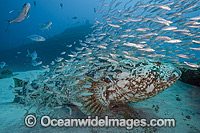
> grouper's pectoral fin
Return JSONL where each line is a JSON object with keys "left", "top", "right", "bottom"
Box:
{"left": 72, "top": 77, "right": 109, "bottom": 116}
{"left": 75, "top": 92, "right": 108, "bottom": 116}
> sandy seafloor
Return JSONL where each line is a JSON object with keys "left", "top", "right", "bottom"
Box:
{"left": 0, "top": 70, "right": 200, "bottom": 133}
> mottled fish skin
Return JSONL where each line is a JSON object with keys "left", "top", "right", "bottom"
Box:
{"left": 74, "top": 58, "right": 181, "bottom": 115}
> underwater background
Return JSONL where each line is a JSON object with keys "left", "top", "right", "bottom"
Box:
{"left": 0, "top": 0, "right": 200, "bottom": 132}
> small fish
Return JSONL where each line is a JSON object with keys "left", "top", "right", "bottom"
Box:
{"left": 32, "top": 60, "right": 42, "bottom": 66}
{"left": 107, "top": 59, "right": 119, "bottom": 64}
{"left": 55, "top": 57, "right": 64, "bottom": 62}
{"left": 80, "top": 43, "right": 87, "bottom": 47}
{"left": 60, "top": 3, "right": 63, "bottom": 8}
{"left": 97, "top": 45, "right": 107, "bottom": 49}
{"left": 27, "top": 34, "right": 45, "bottom": 41}
{"left": 156, "top": 5, "right": 171, "bottom": 10}
{"left": 71, "top": 102, "right": 82, "bottom": 107}
{"left": 177, "top": 54, "right": 190, "bottom": 59}
{"left": 192, "top": 40, "right": 200, "bottom": 44}
{"left": 128, "top": 18, "right": 142, "bottom": 22}
{"left": 161, "top": 26, "right": 177, "bottom": 31}
{"left": 75, "top": 47, "right": 85, "bottom": 51}
{"left": 173, "top": 29, "right": 190, "bottom": 32}
{"left": 66, "top": 44, "right": 72, "bottom": 47}
{"left": 9, "top": 10, "right": 14, "bottom": 14}
{"left": 26, "top": 49, "right": 31, "bottom": 57}
{"left": 50, "top": 61, "right": 55, "bottom": 65}
{"left": 190, "top": 16, "right": 200, "bottom": 21}
{"left": 94, "top": 8, "right": 97, "bottom": 13}
{"left": 26, "top": 50, "right": 38, "bottom": 60}
{"left": 34, "top": 1, "right": 36, "bottom": 7}
{"left": 155, "top": 36, "right": 171, "bottom": 40}
{"left": 114, "top": 2, "right": 122, "bottom": 8}
{"left": 68, "top": 54, "right": 77, "bottom": 58}
{"left": 136, "top": 28, "right": 149, "bottom": 31}
{"left": 61, "top": 52, "right": 66, "bottom": 55}
{"left": 39, "top": 21, "right": 52, "bottom": 30}
{"left": 139, "top": 48, "right": 155, "bottom": 52}
{"left": 82, "top": 85, "right": 92, "bottom": 89}
{"left": 190, "top": 47, "right": 200, "bottom": 51}
{"left": 124, "top": 55, "right": 139, "bottom": 61}
{"left": 123, "top": 43, "right": 144, "bottom": 48}
{"left": 71, "top": 80, "right": 79, "bottom": 86}
{"left": 31, "top": 51, "right": 38, "bottom": 60}
{"left": 184, "top": 62, "right": 200, "bottom": 68}
{"left": 42, "top": 65, "right": 50, "bottom": 70}
{"left": 6, "top": 3, "right": 31, "bottom": 32}
{"left": 164, "top": 39, "right": 182, "bottom": 43}
{"left": 79, "top": 92, "right": 94, "bottom": 97}
{"left": 153, "top": 20, "right": 170, "bottom": 26}
{"left": 0, "top": 62, "right": 6, "bottom": 69}
{"left": 55, "top": 106, "right": 63, "bottom": 109}
{"left": 72, "top": 16, "right": 78, "bottom": 19}
{"left": 108, "top": 23, "right": 120, "bottom": 28}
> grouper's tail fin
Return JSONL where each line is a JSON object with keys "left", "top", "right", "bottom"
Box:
{"left": 6, "top": 20, "right": 11, "bottom": 32}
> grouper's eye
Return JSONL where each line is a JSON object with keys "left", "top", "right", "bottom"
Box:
{"left": 171, "top": 70, "right": 181, "bottom": 79}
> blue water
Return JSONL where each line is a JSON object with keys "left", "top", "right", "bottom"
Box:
{"left": 0, "top": 0, "right": 199, "bottom": 132}
{"left": 0, "top": 0, "right": 98, "bottom": 50}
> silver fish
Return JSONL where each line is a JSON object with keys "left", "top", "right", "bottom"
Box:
{"left": 7, "top": 3, "right": 30, "bottom": 24}
{"left": 27, "top": 34, "right": 45, "bottom": 42}
{"left": 39, "top": 21, "right": 52, "bottom": 30}
{"left": 32, "top": 60, "right": 42, "bottom": 66}
{"left": 6, "top": 3, "right": 30, "bottom": 31}
{"left": 26, "top": 50, "right": 38, "bottom": 60}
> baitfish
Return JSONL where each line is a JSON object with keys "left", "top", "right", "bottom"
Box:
{"left": 13, "top": 58, "right": 181, "bottom": 117}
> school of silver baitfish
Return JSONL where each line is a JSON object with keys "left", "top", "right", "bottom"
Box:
{"left": 12, "top": 0, "right": 199, "bottom": 117}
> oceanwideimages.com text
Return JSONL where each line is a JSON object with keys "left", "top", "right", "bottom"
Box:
{"left": 25, "top": 115, "right": 176, "bottom": 129}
